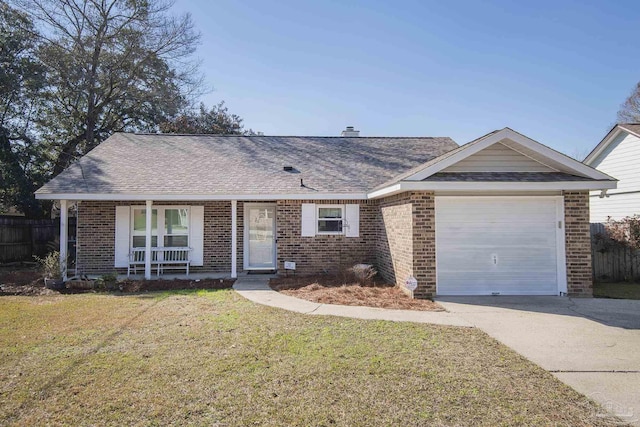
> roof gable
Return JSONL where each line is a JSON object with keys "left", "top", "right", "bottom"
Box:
{"left": 584, "top": 123, "right": 640, "bottom": 165}
{"left": 404, "top": 128, "right": 614, "bottom": 182}
{"left": 441, "top": 142, "right": 556, "bottom": 173}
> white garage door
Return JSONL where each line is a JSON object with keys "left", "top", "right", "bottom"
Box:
{"left": 435, "top": 197, "right": 565, "bottom": 296}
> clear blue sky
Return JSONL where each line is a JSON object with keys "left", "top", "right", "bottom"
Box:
{"left": 173, "top": 0, "right": 639, "bottom": 158}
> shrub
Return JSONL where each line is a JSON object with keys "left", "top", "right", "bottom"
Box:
{"left": 94, "top": 272, "right": 119, "bottom": 291}
{"left": 605, "top": 215, "right": 640, "bottom": 250}
{"left": 349, "top": 264, "right": 377, "bottom": 286}
{"left": 34, "top": 251, "right": 61, "bottom": 280}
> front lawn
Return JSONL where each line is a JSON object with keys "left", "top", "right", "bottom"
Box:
{"left": 0, "top": 291, "right": 619, "bottom": 426}
{"left": 594, "top": 282, "right": 640, "bottom": 300}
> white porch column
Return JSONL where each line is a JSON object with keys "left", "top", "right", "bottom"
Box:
{"left": 231, "top": 200, "right": 237, "bottom": 279}
{"left": 145, "top": 200, "right": 153, "bottom": 280}
{"left": 59, "top": 199, "right": 68, "bottom": 281}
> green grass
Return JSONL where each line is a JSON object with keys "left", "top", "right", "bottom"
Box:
{"left": 594, "top": 282, "right": 640, "bottom": 299}
{"left": 0, "top": 291, "right": 620, "bottom": 426}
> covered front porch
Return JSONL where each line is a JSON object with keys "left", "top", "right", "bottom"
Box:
{"left": 57, "top": 199, "right": 277, "bottom": 281}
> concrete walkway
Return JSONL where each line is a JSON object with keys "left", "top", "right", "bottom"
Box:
{"left": 232, "top": 276, "right": 471, "bottom": 327}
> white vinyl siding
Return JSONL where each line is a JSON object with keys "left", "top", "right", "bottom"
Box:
{"left": 442, "top": 142, "right": 556, "bottom": 173}
{"left": 589, "top": 131, "right": 640, "bottom": 221}
{"left": 435, "top": 197, "right": 563, "bottom": 296}
{"left": 590, "top": 192, "right": 640, "bottom": 223}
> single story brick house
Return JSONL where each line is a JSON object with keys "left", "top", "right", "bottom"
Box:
{"left": 36, "top": 127, "right": 616, "bottom": 297}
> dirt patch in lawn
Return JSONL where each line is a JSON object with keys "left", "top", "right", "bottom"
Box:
{"left": 0, "top": 267, "right": 55, "bottom": 296}
{"left": 270, "top": 274, "right": 443, "bottom": 311}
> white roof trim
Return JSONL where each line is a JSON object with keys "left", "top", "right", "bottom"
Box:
{"left": 37, "top": 182, "right": 617, "bottom": 202}
{"left": 35, "top": 192, "right": 369, "bottom": 201}
{"left": 367, "top": 180, "right": 617, "bottom": 199}
{"left": 406, "top": 128, "right": 614, "bottom": 181}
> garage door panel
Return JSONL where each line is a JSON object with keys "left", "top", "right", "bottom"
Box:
{"left": 438, "top": 249, "right": 557, "bottom": 271}
{"left": 436, "top": 197, "right": 560, "bottom": 296}
{"left": 439, "top": 231, "right": 556, "bottom": 248}
{"left": 439, "top": 202, "right": 557, "bottom": 222}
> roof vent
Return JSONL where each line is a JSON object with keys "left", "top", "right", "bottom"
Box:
{"left": 283, "top": 166, "right": 294, "bottom": 172}
{"left": 341, "top": 126, "right": 360, "bottom": 137}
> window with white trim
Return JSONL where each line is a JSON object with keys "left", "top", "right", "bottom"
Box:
{"left": 317, "top": 205, "right": 344, "bottom": 234}
{"left": 132, "top": 208, "right": 158, "bottom": 247}
{"left": 131, "top": 207, "right": 189, "bottom": 248}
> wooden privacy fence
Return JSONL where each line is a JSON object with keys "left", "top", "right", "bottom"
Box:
{"left": 591, "top": 223, "right": 640, "bottom": 282}
{"left": 0, "top": 217, "right": 59, "bottom": 263}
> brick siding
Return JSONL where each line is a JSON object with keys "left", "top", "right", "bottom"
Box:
{"left": 377, "top": 192, "right": 436, "bottom": 297}
{"left": 377, "top": 194, "right": 413, "bottom": 293}
{"left": 410, "top": 192, "right": 437, "bottom": 298}
{"left": 76, "top": 201, "right": 116, "bottom": 274}
{"left": 276, "top": 200, "right": 378, "bottom": 274}
{"left": 564, "top": 191, "right": 593, "bottom": 296}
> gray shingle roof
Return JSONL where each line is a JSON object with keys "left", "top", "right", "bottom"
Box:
{"left": 36, "top": 133, "right": 458, "bottom": 195}
{"left": 423, "top": 172, "right": 594, "bottom": 182}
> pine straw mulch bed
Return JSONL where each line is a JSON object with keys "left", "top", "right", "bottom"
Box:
{"left": 270, "top": 274, "right": 444, "bottom": 311}
{"left": 0, "top": 267, "right": 234, "bottom": 296}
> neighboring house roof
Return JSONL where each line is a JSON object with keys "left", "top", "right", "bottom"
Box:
{"left": 619, "top": 123, "right": 640, "bottom": 137}
{"left": 584, "top": 123, "right": 640, "bottom": 165}
{"left": 35, "top": 133, "right": 457, "bottom": 197}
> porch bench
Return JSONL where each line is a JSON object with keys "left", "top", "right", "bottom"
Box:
{"left": 128, "top": 247, "right": 192, "bottom": 277}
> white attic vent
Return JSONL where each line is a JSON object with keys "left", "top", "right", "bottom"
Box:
{"left": 341, "top": 126, "right": 360, "bottom": 137}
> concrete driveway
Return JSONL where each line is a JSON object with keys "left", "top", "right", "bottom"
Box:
{"left": 437, "top": 296, "right": 640, "bottom": 425}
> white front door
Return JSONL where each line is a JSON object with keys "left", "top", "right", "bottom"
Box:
{"left": 244, "top": 204, "right": 276, "bottom": 270}
{"left": 435, "top": 196, "right": 566, "bottom": 296}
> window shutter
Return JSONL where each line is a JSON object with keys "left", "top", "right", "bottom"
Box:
{"left": 345, "top": 204, "right": 360, "bottom": 237}
{"left": 114, "top": 206, "right": 130, "bottom": 267}
{"left": 189, "top": 206, "right": 204, "bottom": 266}
{"left": 301, "top": 203, "right": 316, "bottom": 237}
